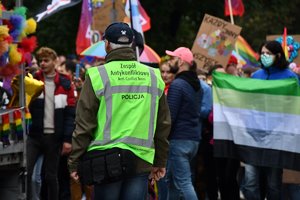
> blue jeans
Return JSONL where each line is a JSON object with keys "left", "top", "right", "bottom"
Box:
{"left": 32, "top": 155, "right": 44, "bottom": 200}
{"left": 158, "top": 176, "right": 168, "bottom": 200}
{"left": 167, "top": 139, "right": 199, "bottom": 200}
{"left": 94, "top": 173, "right": 149, "bottom": 200}
{"left": 242, "top": 164, "right": 282, "bottom": 200}
{"left": 281, "top": 184, "right": 300, "bottom": 200}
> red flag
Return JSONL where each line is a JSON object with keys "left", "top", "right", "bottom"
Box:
{"left": 76, "top": 0, "right": 93, "bottom": 55}
{"left": 224, "top": 0, "right": 245, "bottom": 17}
{"left": 138, "top": 1, "right": 151, "bottom": 32}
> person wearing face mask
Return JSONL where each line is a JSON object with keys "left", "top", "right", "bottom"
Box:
{"left": 251, "top": 40, "right": 299, "bottom": 81}
{"left": 242, "top": 40, "right": 299, "bottom": 200}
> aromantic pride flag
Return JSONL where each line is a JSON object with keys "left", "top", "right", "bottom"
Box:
{"left": 213, "top": 72, "right": 300, "bottom": 170}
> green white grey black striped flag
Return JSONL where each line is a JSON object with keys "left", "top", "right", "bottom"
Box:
{"left": 213, "top": 71, "right": 300, "bottom": 170}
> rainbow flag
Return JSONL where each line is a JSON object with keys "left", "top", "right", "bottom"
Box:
{"left": 235, "top": 36, "right": 260, "bottom": 67}
{"left": 25, "top": 108, "right": 32, "bottom": 133}
{"left": 1, "top": 113, "right": 10, "bottom": 145}
{"left": 14, "top": 109, "right": 23, "bottom": 139}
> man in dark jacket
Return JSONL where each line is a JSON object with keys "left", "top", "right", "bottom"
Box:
{"left": 27, "top": 47, "right": 76, "bottom": 200}
{"left": 165, "top": 47, "right": 202, "bottom": 200}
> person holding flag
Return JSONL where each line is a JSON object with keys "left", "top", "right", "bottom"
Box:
{"left": 242, "top": 40, "right": 299, "bottom": 200}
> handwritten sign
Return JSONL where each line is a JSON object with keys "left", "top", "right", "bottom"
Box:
{"left": 92, "top": 0, "right": 126, "bottom": 41}
{"left": 192, "top": 14, "right": 242, "bottom": 70}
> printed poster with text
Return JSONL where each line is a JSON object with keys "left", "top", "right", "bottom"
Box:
{"left": 192, "top": 14, "right": 242, "bottom": 71}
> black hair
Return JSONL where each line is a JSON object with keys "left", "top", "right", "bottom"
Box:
{"left": 65, "top": 60, "right": 76, "bottom": 73}
{"left": 258, "top": 40, "right": 289, "bottom": 70}
{"left": 189, "top": 60, "right": 197, "bottom": 72}
{"left": 132, "top": 29, "right": 144, "bottom": 56}
{"left": 207, "top": 64, "right": 223, "bottom": 76}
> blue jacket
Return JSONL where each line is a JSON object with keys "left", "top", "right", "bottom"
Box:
{"left": 199, "top": 80, "right": 212, "bottom": 134}
{"left": 252, "top": 66, "right": 299, "bottom": 82}
{"left": 167, "top": 71, "right": 202, "bottom": 141}
{"left": 199, "top": 79, "right": 212, "bottom": 119}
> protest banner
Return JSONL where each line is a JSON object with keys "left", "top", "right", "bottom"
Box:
{"left": 192, "top": 14, "right": 242, "bottom": 71}
{"left": 76, "top": 0, "right": 126, "bottom": 54}
{"left": 92, "top": 0, "right": 126, "bottom": 37}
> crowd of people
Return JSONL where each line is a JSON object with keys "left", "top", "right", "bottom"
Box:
{"left": 6, "top": 22, "right": 300, "bottom": 200}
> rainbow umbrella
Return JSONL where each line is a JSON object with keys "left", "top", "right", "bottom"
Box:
{"left": 80, "top": 41, "right": 160, "bottom": 64}
{"left": 80, "top": 40, "right": 106, "bottom": 58}
{"left": 140, "top": 44, "right": 160, "bottom": 63}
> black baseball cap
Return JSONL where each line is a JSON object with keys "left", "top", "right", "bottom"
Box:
{"left": 103, "top": 22, "right": 134, "bottom": 44}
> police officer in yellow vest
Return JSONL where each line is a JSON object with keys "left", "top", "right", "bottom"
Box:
{"left": 68, "top": 22, "right": 171, "bottom": 199}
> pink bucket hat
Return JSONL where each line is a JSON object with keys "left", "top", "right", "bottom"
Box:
{"left": 165, "top": 47, "right": 194, "bottom": 65}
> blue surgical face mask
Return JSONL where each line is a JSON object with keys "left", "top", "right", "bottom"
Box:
{"left": 261, "top": 54, "right": 275, "bottom": 68}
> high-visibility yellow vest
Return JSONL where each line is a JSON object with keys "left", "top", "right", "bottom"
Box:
{"left": 87, "top": 61, "right": 165, "bottom": 164}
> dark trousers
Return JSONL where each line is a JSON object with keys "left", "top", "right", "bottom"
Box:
{"left": 201, "top": 142, "right": 218, "bottom": 200}
{"left": 216, "top": 157, "right": 241, "bottom": 200}
{"left": 58, "top": 155, "right": 71, "bottom": 200}
{"left": 94, "top": 173, "right": 148, "bottom": 200}
{"left": 26, "top": 134, "right": 61, "bottom": 200}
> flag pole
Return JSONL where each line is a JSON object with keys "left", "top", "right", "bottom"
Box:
{"left": 128, "top": 0, "right": 140, "bottom": 61}
{"left": 283, "top": 27, "right": 289, "bottom": 61}
{"left": 228, "top": 0, "right": 241, "bottom": 68}
{"left": 228, "top": 0, "right": 235, "bottom": 25}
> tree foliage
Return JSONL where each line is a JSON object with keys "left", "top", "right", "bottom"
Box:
{"left": 5, "top": 0, "right": 300, "bottom": 57}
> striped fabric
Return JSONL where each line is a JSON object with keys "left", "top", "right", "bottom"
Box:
{"left": 13, "top": 109, "right": 23, "bottom": 138}
{"left": 235, "top": 36, "right": 260, "bottom": 68}
{"left": 213, "top": 71, "right": 300, "bottom": 170}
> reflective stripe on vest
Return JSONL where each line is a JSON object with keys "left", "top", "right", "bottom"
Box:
{"left": 89, "top": 64, "right": 163, "bottom": 149}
